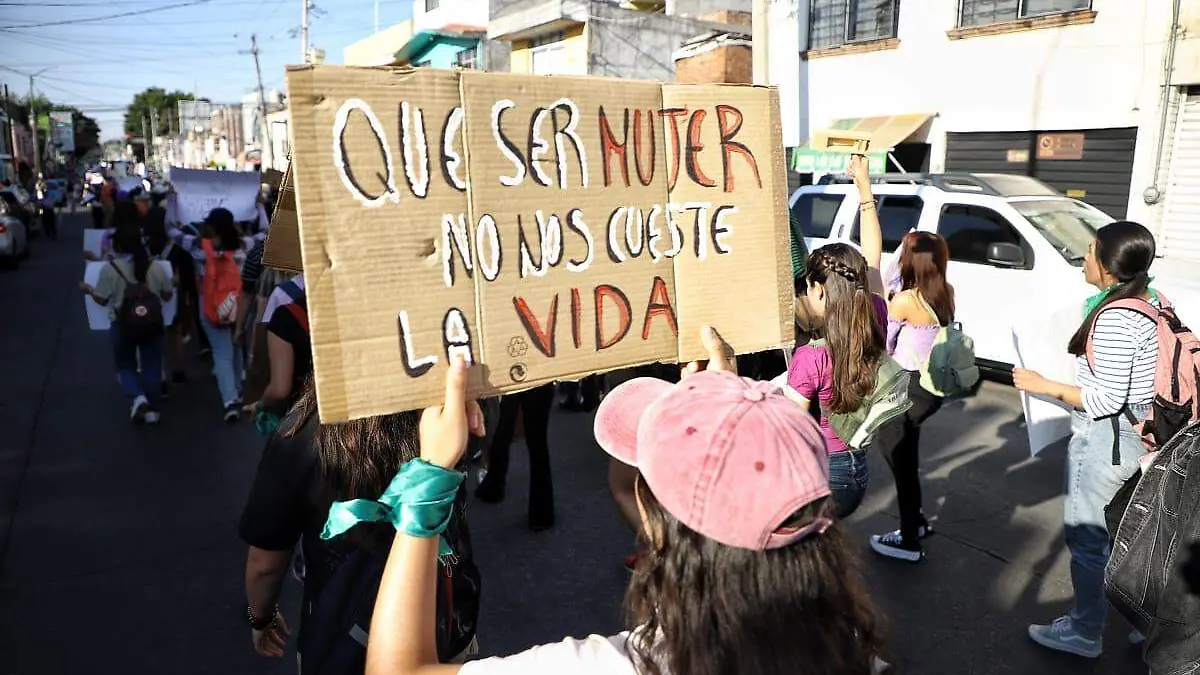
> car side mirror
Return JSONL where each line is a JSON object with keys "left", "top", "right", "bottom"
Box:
{"left": 987, "top": 242, "right": 1026, "bottom": 268}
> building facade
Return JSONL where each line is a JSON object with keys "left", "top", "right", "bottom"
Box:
{"left": 344, "top": 20, "right": 416, "bottom": 65}
{"left": 490, "top": 0, "right": 751, "bottom": 80}
{"left": 767, "top": 0, "right": 1200, "bottom": 260}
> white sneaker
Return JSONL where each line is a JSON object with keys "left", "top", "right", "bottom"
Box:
{"left": 144, "top": 410, "right": 161, "bottom": 425}
{"left": 1028, "top": 616, "right": 1102, "bottom": 658}
{"left": 1129, "top": 630, "right": 1146, "bottom": 645}
{"left": 872, "top": 656, "right": 891, "bottom": 673}
{"left": 129, "top": 395, "right": 149, "bottom": 423}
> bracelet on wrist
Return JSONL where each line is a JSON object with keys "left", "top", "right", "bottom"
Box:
{"left": 246, "top": 604, "right": 277, "bottom": 631}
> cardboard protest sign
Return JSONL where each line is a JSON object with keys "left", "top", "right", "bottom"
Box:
{"left": 286, "top": 65, "right": 793, "bottom": 422}
{"left": 262, "top": 164, "right": 303, "bottom": 272}
{"left": 168, "top": 168, "right": 261, "bottom": 224}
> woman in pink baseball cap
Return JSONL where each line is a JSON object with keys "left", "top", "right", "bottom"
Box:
{"left": 364, "top": 327, "right": 887, "bottom": 675}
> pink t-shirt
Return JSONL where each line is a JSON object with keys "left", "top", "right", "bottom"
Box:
{"left": 786, "top": 294, "right": 888, "bottom": 455}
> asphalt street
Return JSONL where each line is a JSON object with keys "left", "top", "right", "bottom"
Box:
{"left": 0, "top": 212, "right": 1148, "bottom": 675}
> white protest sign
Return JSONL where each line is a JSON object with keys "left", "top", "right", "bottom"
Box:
{"left": 84, "top": 261, "right": 178, "bottom": 331}
{"left": 83, "top": 229, "right": 109, "bottom": 258}
{"left": 1012, "top": 300, "right": 1083, "bottom": 456}
{"left": 168, "top": 168, "right": 260, "bottom": 224}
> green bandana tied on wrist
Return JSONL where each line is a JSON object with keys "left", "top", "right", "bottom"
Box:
{"left": 321, "top": 458, "right": 464, "bottom": 557}
{"left": 1082, "top": 278, "right": 1158, "bottom": 319}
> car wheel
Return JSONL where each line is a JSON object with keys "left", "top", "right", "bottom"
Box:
{"left": 19, "top": 238, "right": 30, "bottom": 259}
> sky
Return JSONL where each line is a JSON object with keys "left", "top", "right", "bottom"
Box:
{"left": 0, "top": 0, "right": 415, "bottom": 140}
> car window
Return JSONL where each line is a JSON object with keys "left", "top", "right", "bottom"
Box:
{"left": 852, "top": 196, "right": 923, "bottom": 251}
{"left": 1010, "top": 199, "right": 1109, "bottom": 263}
{"left": 937, "top": 204, "right": 1023, "bottom": 265}
{"left": 790, "top": 194, "right": 844, "bottom": 239}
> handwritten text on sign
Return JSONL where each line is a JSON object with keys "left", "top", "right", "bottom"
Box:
{"left": 287, "top": 67, "right": 791, "bottom": 421}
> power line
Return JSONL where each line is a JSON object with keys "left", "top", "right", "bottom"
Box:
{"left": 0, "top": 0, "right": 214, "bottom": 29}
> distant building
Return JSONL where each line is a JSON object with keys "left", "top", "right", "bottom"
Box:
{"left": 210, "top": 105, "right": 244, "bottom": 158}
{"left": 488, "top": 0, "right": 750, "bottom": 79}
{"left": 392, "top": 25, "right": 489, "bottom": 69}
{"left": 344, "top": 20, "right": 416, "bottom": 66}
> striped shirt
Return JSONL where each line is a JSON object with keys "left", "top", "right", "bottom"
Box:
{"left": 1076, "top": 301, "right": 1159, "bottom": 419}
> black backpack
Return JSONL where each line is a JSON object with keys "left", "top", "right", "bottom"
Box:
{"left": 109, "top": 261, "right": 163, "bottom": 343}
{"left": 1105, "top": 420, "right": 1200, "bottom": 636}
{"left": 297, "top": 480, "right": 481, "bottom": 674}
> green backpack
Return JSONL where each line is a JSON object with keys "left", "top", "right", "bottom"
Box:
{"left": 810, "top": 339, "right": 914, "bottom": 449}
{"left": 908, "top": 293, "right": 980, "bottom": 398}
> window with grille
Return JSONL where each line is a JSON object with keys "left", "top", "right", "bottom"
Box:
{"left": 426, "top": 0, "right": 440, "bottom": 11}
{"left": 809, "top": 0, "right": 899, "bottom": 49}
{"left": 456, "top": 46, "right": 478, "bottom": 69}
{"left": 958, "top": 0, "right": 1090, "bottom": 28}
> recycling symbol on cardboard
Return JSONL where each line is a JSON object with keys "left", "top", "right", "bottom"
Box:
{"left": 507, "top": 336, "right": 529, "bottom": 358}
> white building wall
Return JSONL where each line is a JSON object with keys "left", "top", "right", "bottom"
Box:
{"left": 413, "top": 0, "right": 489, "bottom": 31}
{"left": 770, "top": 0, "right": 1179, "bottom": 227}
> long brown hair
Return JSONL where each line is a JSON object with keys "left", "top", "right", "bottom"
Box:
{"left": 898, "top": 231, "right": 955, "bottom": 326}
{"left": 282, "top": 382, "right": 421, "bottom": 502}
{"left": 805, "top": 244, "right": 885, "bottom": 413}
{"left": 625, "top": 486, "right": 887, "bottom": 675}
{"left": 1066, "top": 220, "right": 1156, "bottom": 356}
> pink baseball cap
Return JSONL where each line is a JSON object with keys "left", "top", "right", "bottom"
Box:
{"left": 594, "top": 370, "right": 832, "bottom": 551}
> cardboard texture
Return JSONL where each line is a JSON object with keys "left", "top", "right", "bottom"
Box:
{"left": 262, "top": 164, "right": 303, "bottom": 272}
{"left": 286, "top": 64, "right": 794, "bottom": 422}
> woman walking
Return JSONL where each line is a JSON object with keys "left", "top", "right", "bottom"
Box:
{"left": 1013, "top": 221, "right": 1159, "bottom": 658}
{"left": 869, "top": 232, "right": 955, "bottom": 562}
{"left": 79, "top": 226, "right": 173, "bottom": 424}
{"left": 783, "top": 155, "right": 890, "bottom": 518}
{"left": 181, "top": 207, "right": 246, "bottom": 422}
{"left": 239, "top": 384, "right": 480, "bottom": 664}
{"left": 364, "top": 333, "right": 886, "bottom": 675}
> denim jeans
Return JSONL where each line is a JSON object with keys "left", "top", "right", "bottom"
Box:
{"left": 110, "top": 326, "right": 163, "bottom": 407}
{"left": 829, "top": 449, "right": 869, "bottom": 519}
{"left": 1064, "top": 405, "right": 1150, "bottom": 640}
{"left": 200, "top": 314, "right": 243, "bottom": 406}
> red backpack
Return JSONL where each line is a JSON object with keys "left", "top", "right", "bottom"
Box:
{"left": 201, "top": 238, "right": 241, "bottom": 326}
{"left": 1086, "top": 294, "right": 1200, "bottom": 454}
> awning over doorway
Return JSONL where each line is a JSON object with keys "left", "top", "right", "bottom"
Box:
{"left": 792, "top": 113, "right": 934, "bottom": 173}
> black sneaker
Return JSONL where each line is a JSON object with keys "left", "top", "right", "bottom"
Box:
{"left": 223, "top": 404, "right": 240, "bottom": 423}
{"left": 869, "top": 530, "right": 924, "bottom": 562}
{"left": 475, "top": 477, "right": 505, "bottom": 504}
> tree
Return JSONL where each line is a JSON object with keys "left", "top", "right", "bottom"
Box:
{"left": 124, "top": 87, "right": 193, "bottom": 139}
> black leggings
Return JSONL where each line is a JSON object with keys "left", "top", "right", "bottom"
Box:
{"left": 485, "top": 384, "right": 555, "bottom": 516}
{"left": 882, "top": 374, "right": 943, "bottom": 544}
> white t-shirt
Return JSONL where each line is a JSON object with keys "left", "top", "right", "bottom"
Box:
{"left": 459, "top": 633, "right": 640, "bottom": 675}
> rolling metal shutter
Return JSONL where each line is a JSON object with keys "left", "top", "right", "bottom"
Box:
{"left": 1162, "top": 88, "right": 1200, "bottom": 261}
{"left": 945, "top": 128, "right": 1137, "bottom": 219}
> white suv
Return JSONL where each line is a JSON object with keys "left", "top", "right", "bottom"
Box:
{"left": 790, "top": 173, "right": 1200, "bottom": 370}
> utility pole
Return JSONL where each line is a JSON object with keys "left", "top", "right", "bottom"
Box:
{"left": 301, "top": 0, "right": 311, "bottom": 64}
{"left": 3, "top": 85, "right": 17, "bottom": 181}
{"left": 250, "top": 34, "right": 275, "bottom": 170}
{"left": 28, "top": 75, "right": 41, "bottom": 178}
{"left": 149, "top": 108, "right": 159, "bottom": 170}
{"left": 751, "top": 0, "right": 770, "bottom": 85}
{"left": 141, "top": 116, "right": 150, "bottom": 166}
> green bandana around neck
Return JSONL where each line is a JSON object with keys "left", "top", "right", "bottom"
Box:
{"left": 1082, "top": 277, "right": 1157, "bottom": 318}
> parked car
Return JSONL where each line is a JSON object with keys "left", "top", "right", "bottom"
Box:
{"left": 0, "top": 190, "right": 30, "bottom": 268}
{"left": 789, "top": 172, "right": 1200, "bottom": 371}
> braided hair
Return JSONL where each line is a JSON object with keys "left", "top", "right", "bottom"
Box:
{"left": 803, "top": 244, "right": 885, "bottom": 414}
